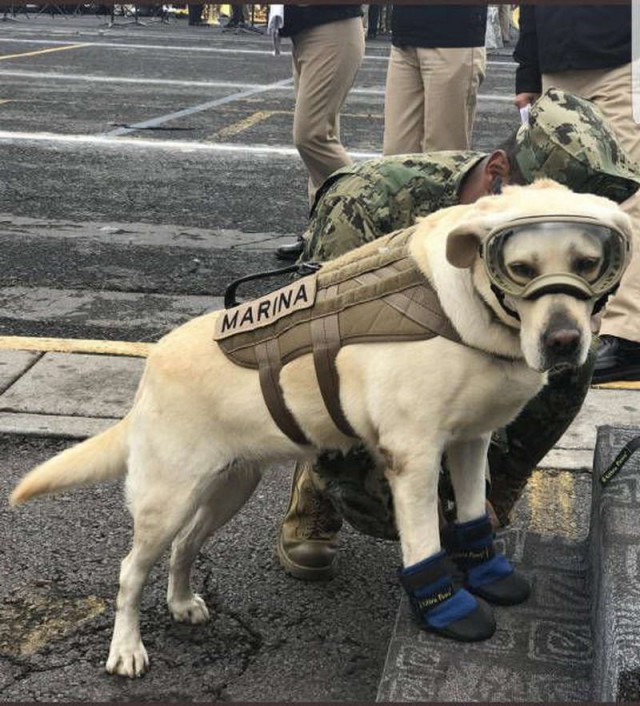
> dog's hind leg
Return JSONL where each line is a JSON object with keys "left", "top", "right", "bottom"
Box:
{"left": 106, "top": 471, "right": 202, "bottom": 678}
{"left": 166, "top": 462, "right": 261, "bottom": 624}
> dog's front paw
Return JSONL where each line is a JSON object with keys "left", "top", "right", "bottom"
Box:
{"left": 168, "top": 593, "right": 210, "bottom": 624}
{"left": 106, "top": 640, "right": 149, "bottom": 678}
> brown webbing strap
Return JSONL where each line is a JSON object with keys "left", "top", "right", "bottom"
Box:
{"left": 255, "top": 339, "right": 310, "bottom": 445}
{"left": 311, "top": 286, "right": 358, "bottom": 439}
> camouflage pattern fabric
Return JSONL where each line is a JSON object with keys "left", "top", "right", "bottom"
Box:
{"left": 302, "top": 151, "right": 485, "bottom": 262}
{"left": 516, "top": 88, "right": 640, "bottom": 204}
{"left": 487, "top": 344, "right": 597, "bottom": 526}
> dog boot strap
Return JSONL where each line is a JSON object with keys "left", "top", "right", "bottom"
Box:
{"left": 442, "top": 514, "right": 530, "bottom": 606}
{"left": 398, "top": 551, "right": 496, "bottom": 641}
{"left": 398, "top": 551, "right": 476, "bottom": 629}
{"left": 442, "top": 513, "right": 514, "bottom": 584}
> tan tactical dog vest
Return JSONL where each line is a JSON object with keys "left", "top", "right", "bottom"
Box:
{"left": 214, "top": 227, "right": 461, "bottom": 445}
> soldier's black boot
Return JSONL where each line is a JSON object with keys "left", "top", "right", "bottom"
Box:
{"left": 398, "top": 551, "right": 495, "bottom": 641}
{"left": 442, "top": 514, "right": 530, "bottom": 606}
{"left": 488, "top": 346, "right": 596, "bottom": 526}
{"left": 276, "top": 237, "right": 305, "bottom": 261}
{"left": 276, "top": 461, "right": 343, "bottom": 581}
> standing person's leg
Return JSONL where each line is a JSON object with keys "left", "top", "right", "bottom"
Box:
{"left": 367, "top": 4, "right": 380, "bottom": 38}
{"left": 292, "top": 17, "right": 365, "bottom": 206}
{"left": 419, "top": 46, "right": 486, "bottom": 151}
{"left": 543, "top": 65, "right": 640, "bottom": 380}
{"left": 188, "top": 4, "right": 203, "bottom": 25}
{"left": 498, "top": 4, "right": 511, "bottom": 43}
{"left": 231, "top": 5, "right": 244, "bottom": 25}
{"left": 383, "top": 46, "right": 425, "bottom": 155}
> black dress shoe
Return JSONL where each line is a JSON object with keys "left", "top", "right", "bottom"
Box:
{"left": 592, "top": 335, "right": 640, "bottom": 384}
{"left": 276, "top": 238, "right": 305, "bottom": 262}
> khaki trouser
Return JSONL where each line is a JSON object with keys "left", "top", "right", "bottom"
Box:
{"left": 498, "top": 4, "right": 512, "bottom": 42}
{"left": 292, "top": 16, "right": 365, "bottom": 206}
{"left": 543, "top": 64, "right": 640, "bottom": 344}
{"left": 383, "top": 45, "right": 486, "bottom": 155}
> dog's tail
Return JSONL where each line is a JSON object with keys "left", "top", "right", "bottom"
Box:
{"left": 9, "top": 417, "right": 130, "bottom": 506}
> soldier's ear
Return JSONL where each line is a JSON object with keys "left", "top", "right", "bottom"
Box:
{"left": 486, "top": 150, "right": 511, "bottom": 179}
{"left": 477, "top": 151, "right": 510, "bottom": 195}
{"left": 446, "top": 222, "right": 484, "bottom": 268}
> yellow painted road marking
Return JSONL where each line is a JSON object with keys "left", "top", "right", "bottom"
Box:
{"left": 214, "top": 109, "right": 276, "bottom": 140}
{"left": 592, "top": 380, "right": 640, "bottom": 390}
{"left": 0, "top": 43, "right": 90, "bottom": 62}
{"left": 1, "top": 335, "right": 640, "bottom": 391}
{"left": 209, "top": 109, "right": 383, "bottom": 141}
{"left": 0, "top": 336, "right": 153, "bottom": 357}
{"left": 0, "top": 593, "right": 105, "bottom": 657}
{"left": 0, "top": 99, "right": 12, "bottom": 106}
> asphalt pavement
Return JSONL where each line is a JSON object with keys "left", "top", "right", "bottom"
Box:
{"left": 1, "top": 11, "right": 639, "bottom": 703}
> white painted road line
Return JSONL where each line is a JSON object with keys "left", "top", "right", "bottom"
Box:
{"left": 0, "top": 69, "right": 514, "bottom": 103}
{"left": 0, "top": 37, "right": 517, "bottom": 67}
{"left": 0, "top": 130, "right": 382, "bottom": 159}
{"left": 105, "top": 77, "right": 295, "bottom": 136}
{"left": 0, "top": 69, "right": 277, "bottom": 90}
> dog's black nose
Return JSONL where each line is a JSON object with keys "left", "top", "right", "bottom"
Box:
{"left": 544, "top": 328, "right": 581, "bottom": 354}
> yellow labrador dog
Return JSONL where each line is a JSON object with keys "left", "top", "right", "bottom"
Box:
{"left": 9, "top": 181, "right": 631, "bottom": 677}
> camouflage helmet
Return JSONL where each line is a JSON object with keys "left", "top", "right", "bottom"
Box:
{"left": 515, "top": 87, "right": 640, "bottom": 204}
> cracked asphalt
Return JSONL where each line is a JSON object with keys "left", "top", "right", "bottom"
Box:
{"left": 1, "top": 436, "right": 401, "bottom": 701}
{"left": 0, "top": 13, "right": 519, "bottom": 701}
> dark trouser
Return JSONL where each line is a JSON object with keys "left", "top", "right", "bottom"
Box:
{"left": 314, "top": 349, "right": 597, "bottom": 539}
{"left": 230, "top": 4, "right": 245, "bottom": 24}
{"left": 367, "top": 4, "right": 380, "bottom": 37}
{"left": 187, "top": 4, "right": 202, "bottom": 24}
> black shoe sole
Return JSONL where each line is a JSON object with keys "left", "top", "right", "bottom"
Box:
{"left": 592, "top": 364, "right": 640, "bottom": 384}
{"left": 422, "top": 597, "right": 496, "bottom": 642}
{"left": 468, "top": 569, "right": 530, "bottom": 606}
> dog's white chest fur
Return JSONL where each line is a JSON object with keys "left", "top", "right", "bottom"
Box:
{"left": 442, "top": 349, "right": 546, "bottom": 440}
{"left": 332, "top": 337, "right": 545, "bottom": 450}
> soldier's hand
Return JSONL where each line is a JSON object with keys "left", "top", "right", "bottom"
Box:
{"left": 514, "top": 92, "right": 540, "bottom": 109}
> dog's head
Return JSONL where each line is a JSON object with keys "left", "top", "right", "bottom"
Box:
{"left": 446, "top": 181, "right": 633, "bottom": 372}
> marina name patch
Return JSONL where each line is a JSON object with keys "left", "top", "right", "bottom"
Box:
{"left": 214, "top": 278, "right": 317, "bottom": 340}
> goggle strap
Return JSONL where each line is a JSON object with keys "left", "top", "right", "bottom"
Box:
{"left": 490, "top": 284, "right": 520, "bottom": 321}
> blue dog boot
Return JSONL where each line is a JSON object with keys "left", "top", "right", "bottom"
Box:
{"left": 442, "top": 514, "right": 530, "bottom": 606}
{"left": 398, "top": 551, "right": 496, "bottom": 642}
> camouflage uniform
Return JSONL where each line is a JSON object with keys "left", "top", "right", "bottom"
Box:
{"left": 289, "top": 87, "right": 640, "bottom": 540}
{"left": 303, "top": 151, "right": 485, "bottom": 261}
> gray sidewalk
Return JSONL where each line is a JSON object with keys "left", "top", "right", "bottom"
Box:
{"left": 1, "top": 345, "right": 639, "bottom": 459}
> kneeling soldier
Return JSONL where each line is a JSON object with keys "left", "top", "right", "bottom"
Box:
{"left": 276, "top": 88, "right": 640, "bottom": 581}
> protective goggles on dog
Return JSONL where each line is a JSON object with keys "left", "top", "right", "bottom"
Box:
{"left": 482, "top": 215, "right": 631, "bottom": 303}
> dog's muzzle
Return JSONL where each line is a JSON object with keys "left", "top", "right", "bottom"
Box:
{"left": 481, "top": 216, "right": 631, "bottom": 317}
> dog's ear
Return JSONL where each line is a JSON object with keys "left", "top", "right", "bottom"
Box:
{"left": 446, "top": 222, "right": 484, "bottom": 269}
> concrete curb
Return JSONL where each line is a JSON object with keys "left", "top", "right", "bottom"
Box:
{"left": 591, "top": 425, "right": 640, "bottom": 702}
{"left": 376, "top": 467, "right": 594, "bottom": 702}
